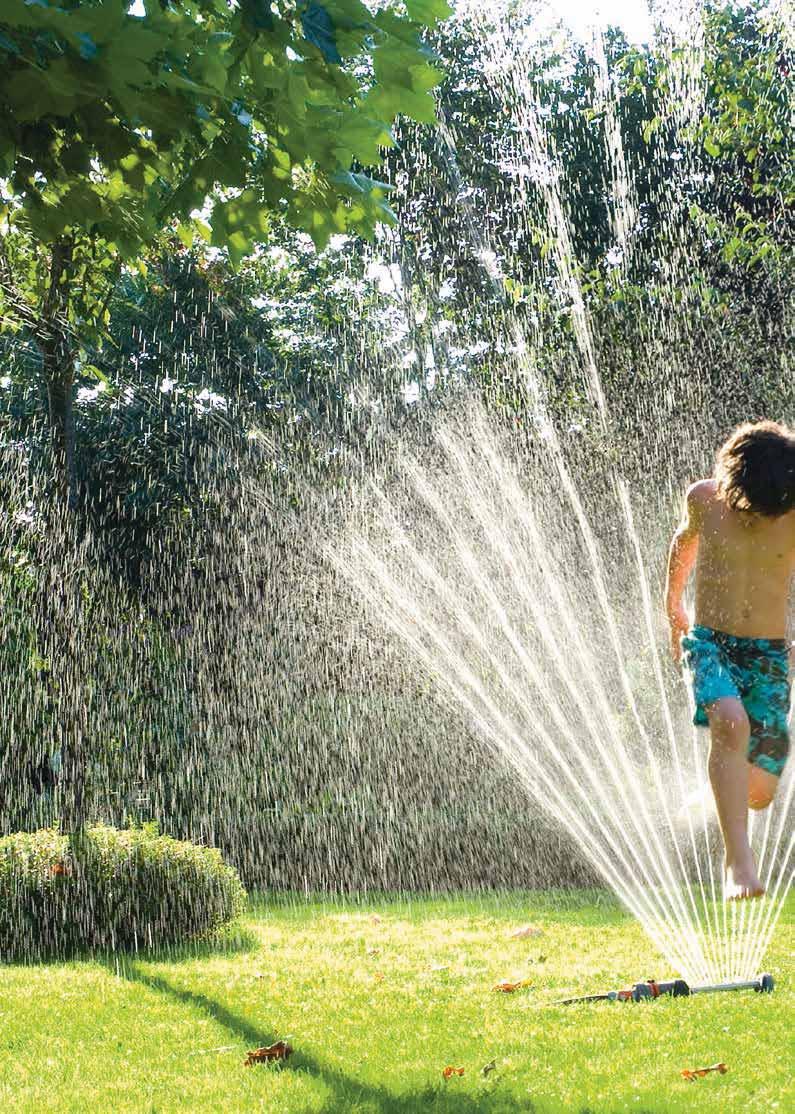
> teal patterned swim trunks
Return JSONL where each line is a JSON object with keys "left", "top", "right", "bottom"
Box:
{"left": 682, "top": 624, "right": 791, "bottom": 778}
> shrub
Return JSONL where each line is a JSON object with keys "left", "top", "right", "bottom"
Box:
{"left": 0, "top": 824, "right": 246, "bottom": 962}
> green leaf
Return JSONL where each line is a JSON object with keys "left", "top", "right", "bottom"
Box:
{"left": 0, "top": 32, "right": 20, "bottom": 55}
{"left": 641, "top": 116, "right": 660, "bottom": 145}
{"left": 82, "top": 363, "right": 109, "bottom": 384}
{"left": 703, "top": 135, "right": 721, "bottom": 158}
{"left": 241, "top": 0, "right": 275, "bottom": 33}
{"left": 0, "top": 143, "right": 16, "bottom": 178}
{"left": 405, "top": 0, "right": 453, "bottom": 24}
{"left": 333, "top": 114, "right": 393, "bottom": 164}
{"left": 364, "top": 84, "right": 437, "bottom": 126}
{"left": 75, "top": 32, "right": 98, "bottom": 61}
{"left": 331, "top": 169, "right": 392, "bottom": 196}
{"left": 748, "top": 242, "right": 772, "bottom": 267}
{"left": 176, "top": 222, "right": 195, "bottom": 248}
{"left": 210, "top": 188, "right": 271, "bottom": 264}
{"left": 722, "top": 236, "right": 740, "bottom": 263}
{"left": 302, "top": 3, "right": 342, "bottom": 65}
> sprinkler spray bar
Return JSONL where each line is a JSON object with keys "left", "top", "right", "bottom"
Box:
{"left": 557, "top": 972, "right": 774, "bottom": 1005}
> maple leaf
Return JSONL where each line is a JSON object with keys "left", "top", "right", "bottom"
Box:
{"left": 442, "top": 1065, "right": 465, "bottom": 1079}
{"left": 681, "top": 1062, "right": 728, "bottom": 1082}
{"left": 493, "top": 978, "right": 533, "bottom": 993}
{"left": 244, "top": 1041, "right": 293, "bottom": 1066}
{"left": 509, "top": 925, "right": 543, "bottom": 939}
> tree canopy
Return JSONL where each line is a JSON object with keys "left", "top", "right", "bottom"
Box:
{"left": 0, "top": 0, "right": 450, "bottom": 262}
{"left": 0, "top": 0, "right": 450, "bottom": 502}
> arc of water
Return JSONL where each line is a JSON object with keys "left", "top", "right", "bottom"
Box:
{"left": 543, "top": 427, "right": 717, "bottom": 949}
{"left": 739, "top": 696, "right": 795, "bottom": 976}
{"left": 616, "top": 480, "right": 725, "bottom": 979}
{"left": 408, "top": 456, "right": 706, "bottom": 972}
{"left": 591, "top": 28, "right": 639, "bottom": 273}
{"left": 368, "top": 443, "right": 713, "bottom": 981}
{"left": 436, "top": 425, "right": 713, "bottom": 978}
{"left": 344, "top": 526, "right": 709, "bottom": 978}
{"left": 367, "top": 0, "right": 789, "bottom": 979}
{"left": 748, "top": 854, "right": 793, "bottom": 978}
{"left": 745, "top": 778, "right": 795, "bottom": 977}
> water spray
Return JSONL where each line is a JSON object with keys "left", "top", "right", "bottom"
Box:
{"left": 558, "top": 972, "right": 774, "bottom": 1005}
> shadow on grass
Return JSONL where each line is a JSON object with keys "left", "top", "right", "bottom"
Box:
{"left": 3, "top": 922, "right": 258, "bottom": 970}
{"left": 110, "top": 959, "right": 576, "bottom": 1113}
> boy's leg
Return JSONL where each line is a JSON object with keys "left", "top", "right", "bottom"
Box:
{"left": 706, "top": 696, "right": 764, "bottom": 899}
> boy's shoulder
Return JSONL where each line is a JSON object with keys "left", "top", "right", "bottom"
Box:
{"left": 686, "top": 478, "right": 717, "bottom": 507}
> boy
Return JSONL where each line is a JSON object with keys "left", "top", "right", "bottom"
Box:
{"left": 665, "top": 420, "right": 795, "bottom": 900}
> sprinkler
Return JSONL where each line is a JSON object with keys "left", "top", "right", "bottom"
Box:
{"left": 557, "top": 972, "right": 774, "bottom": 1005}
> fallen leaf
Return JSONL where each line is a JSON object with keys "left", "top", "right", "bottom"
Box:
{"left": 681, "top": 1062, "right": 728, "bottom": 1082}
{"left": 494, "top": 978, "right": 533, "bottom": 993}
{"left": 244, "top": 1041, "right": 293, "bottom": 1066}
{"left": 509, "top": 925, "right": 543, "bottom": 939}
{"left": 481, "top": 1059, "right": 497, "bottom": 1077}
{"left": 50, "top": 862, "right": 71, "bottom": 877}
{"left": 536, "top": 955, "right": 547, "bottom": 963}
{"left": 442, "top": 1065, "right": 465, "bottom": 1079}
{"left": 374, "top": 972, "right": 385, "bottom": 982}
{"left": 370, "top": 915, "right": 382, "bottom": 924}
{"left": 366, "top": 948, "right": 380, "bottom": 957}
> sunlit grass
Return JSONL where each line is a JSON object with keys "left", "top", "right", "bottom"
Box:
{"left": 1, "top": 890, "right": 791, "bottom": 1113}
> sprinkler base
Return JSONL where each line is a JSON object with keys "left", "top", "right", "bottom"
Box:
{"left": 558, "top": 972, "right": 774, "bottom": 1005}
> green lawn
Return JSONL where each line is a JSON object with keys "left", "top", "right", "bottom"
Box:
{"left": 1, "top": 891, "right": 791, "bottom": 1113}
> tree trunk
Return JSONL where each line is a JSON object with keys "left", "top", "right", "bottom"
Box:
{"left": 45, "top": 356, "right": 77, "bottom": 510}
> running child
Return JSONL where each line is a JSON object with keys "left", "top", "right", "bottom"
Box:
{"left": 665, "top": 420, "right": 795, "bottom": 900}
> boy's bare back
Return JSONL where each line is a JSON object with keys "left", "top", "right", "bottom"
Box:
{"left": 685, "top": 478, "right": 795, "bottom": 639}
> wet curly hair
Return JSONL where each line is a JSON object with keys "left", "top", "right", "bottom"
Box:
{"left": 715, "top": 420, "right": 795, "bottom": 516}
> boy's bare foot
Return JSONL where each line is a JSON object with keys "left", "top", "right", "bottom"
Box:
{"left": 725, "top": 857, "right": 765, "bottom": 901}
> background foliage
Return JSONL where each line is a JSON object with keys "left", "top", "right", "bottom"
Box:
{"left": 0, "top": 0, "right": 792, "bottom": 888}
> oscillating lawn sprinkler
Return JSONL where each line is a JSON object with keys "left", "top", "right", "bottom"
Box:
{"left": 557, "top": 972, "right": 774, "bottom": 1005}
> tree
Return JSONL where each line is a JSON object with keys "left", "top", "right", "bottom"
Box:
{"left": 0, "top": 0, "right": 452, "bottom": 840}
{"left": 0, "top": 0, "right": 450, "bottom": 505}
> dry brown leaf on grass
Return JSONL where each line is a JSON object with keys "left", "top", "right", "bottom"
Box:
{"left": 244, "top": 1041, "right": 293, "bottom": 1066}
{"left": 681, "top": 1063, "right": 728, "bottom": 1082}
{"left": 493, "top": 978, "right": 533, "bottom": 993}
{"left": 366, "top": 948, "right": 381, "bottom": 957}
{"left": 442, "top": 1065, "right": 465, "bottom": 1079}
{"left": 509, "top": 925, "right": 543, "bottom": 939}
{"left": 370, "top": 914, "right": 382, "bottom": 924}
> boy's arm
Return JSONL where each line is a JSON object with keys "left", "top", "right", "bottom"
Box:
{"left": 665, "top": 484, "right": 704, "bottom": 662}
